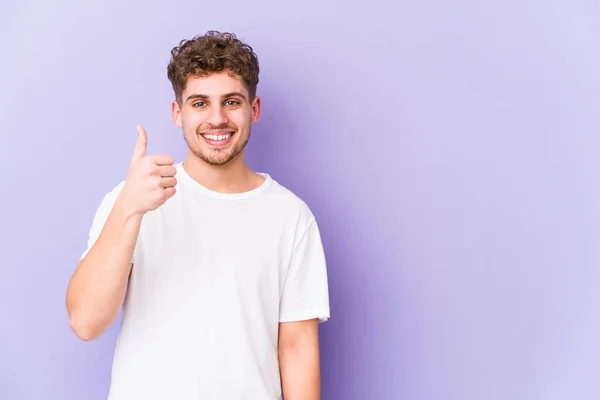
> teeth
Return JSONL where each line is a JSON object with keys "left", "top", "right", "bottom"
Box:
{"left": 204, "top": 134, "right": 231, "bottom": 141}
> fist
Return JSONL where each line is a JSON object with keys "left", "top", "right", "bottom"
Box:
{"left": 120, "top": 126, "right": 177, "bottom": 216}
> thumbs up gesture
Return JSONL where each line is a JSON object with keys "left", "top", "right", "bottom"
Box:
{"left": 120, "top": 126, "right": 177, "bottom": 216}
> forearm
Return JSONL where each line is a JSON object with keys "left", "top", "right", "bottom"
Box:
{"left": 279, "top": 336, "right": 321, "bottom": 399}
{"left": 66, "top": 196, "right": 142, "bottom": 340}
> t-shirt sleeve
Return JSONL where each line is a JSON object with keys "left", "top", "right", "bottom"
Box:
{"left": 279, "top": 217, "right": 330, "bottom": 323}
{"left": 79, "top": 181, "right": 126, "bottom": 261}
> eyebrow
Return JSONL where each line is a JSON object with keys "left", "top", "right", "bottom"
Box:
{"left": 185, "top": 92, "right": 247, "bottom": 102}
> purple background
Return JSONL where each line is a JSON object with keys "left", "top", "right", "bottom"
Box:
{"left": 1, "top": 1, "right": 600, "bottom": 399}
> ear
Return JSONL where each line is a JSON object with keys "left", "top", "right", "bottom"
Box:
{"left": 251, "top": 96, "right": 261, "bottom": 124}
{"left": 172, "top": 100, "right": 182, "bottom": 128}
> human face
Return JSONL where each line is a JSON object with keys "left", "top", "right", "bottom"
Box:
{"left": 172, "top": 70, "right": 260, "bottom": 166}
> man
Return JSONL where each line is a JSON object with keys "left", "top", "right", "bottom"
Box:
{"left": 66, "top": 31, "right": 330, "bottom": 400}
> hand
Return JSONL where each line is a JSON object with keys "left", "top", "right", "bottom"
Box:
{"left": 119, "top": 126, "right": 177, "bottom": 216}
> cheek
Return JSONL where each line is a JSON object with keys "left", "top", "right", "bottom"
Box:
{"left": 228, "top": 111, "right": 251, "bottom": 129}
{"left": 182, "top": 111, "right": 203, "bottom": 131}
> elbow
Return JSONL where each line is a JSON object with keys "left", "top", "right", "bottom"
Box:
{"left": 69, "top": 313, "right": 101, "bottom": 341}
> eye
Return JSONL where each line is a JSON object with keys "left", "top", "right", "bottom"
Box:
{"left": 225, "top": 100, "right": 240, "bottom": 106}
{"left": 192, "top": 101, "right": 207, "bottom": 107}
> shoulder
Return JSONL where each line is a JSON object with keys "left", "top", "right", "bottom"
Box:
{"left": 263, "top": 177, "right": 316, "bottom": 230}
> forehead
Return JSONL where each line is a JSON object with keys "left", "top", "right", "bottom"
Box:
{"left": 182, "top": 70, "right": 248, "bottom": 99}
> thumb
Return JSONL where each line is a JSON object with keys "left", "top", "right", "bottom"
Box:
{"left": 132, "top": 125, "right": 147, "bottom": 160}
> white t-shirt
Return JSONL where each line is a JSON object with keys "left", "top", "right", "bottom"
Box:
{"left": 80, "top": 162, "right": 330, "bottom": 400}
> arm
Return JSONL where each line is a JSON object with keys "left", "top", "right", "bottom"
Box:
{"left": 66, "top": 125, "right": 177, "bottom": 341}
{"left": 278, "top": 318, "right": 321, "bottom": 400}
{"left": 66, "top": 195, "right": 141, "bottom": 341}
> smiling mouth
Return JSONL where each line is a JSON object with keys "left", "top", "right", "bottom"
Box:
{"left": 200, "top": 130, "right": 235, "bottom": 146}
{"left": 202, "top": 133, "right": 232, "bottom": 140}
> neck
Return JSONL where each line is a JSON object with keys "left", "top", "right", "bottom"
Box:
{"left": 182, "top": 150, "right": 264, "bottom": 194}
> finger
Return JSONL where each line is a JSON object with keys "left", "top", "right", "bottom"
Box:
{"left": 153, "top": 165, "right": 177, "bottom": 177}
{"left": 132, "top": 126, "right": 147, "bottom": 160}
{"left": 160, "top": 177, "right": 177, "bottom": 188}
{"left": 148, "top": 154, "right": 174, "bottom": 166}
{"left": 164, "top": 186, "right": 176, "bottom": 199}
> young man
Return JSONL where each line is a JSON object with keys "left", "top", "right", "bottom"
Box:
{"left": 66, "top": 31, "right": 330, "bottom": 400}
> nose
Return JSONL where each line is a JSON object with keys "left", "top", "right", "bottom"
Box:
{"left": 206, "top": 104, "right": 228, "bottom": 126}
